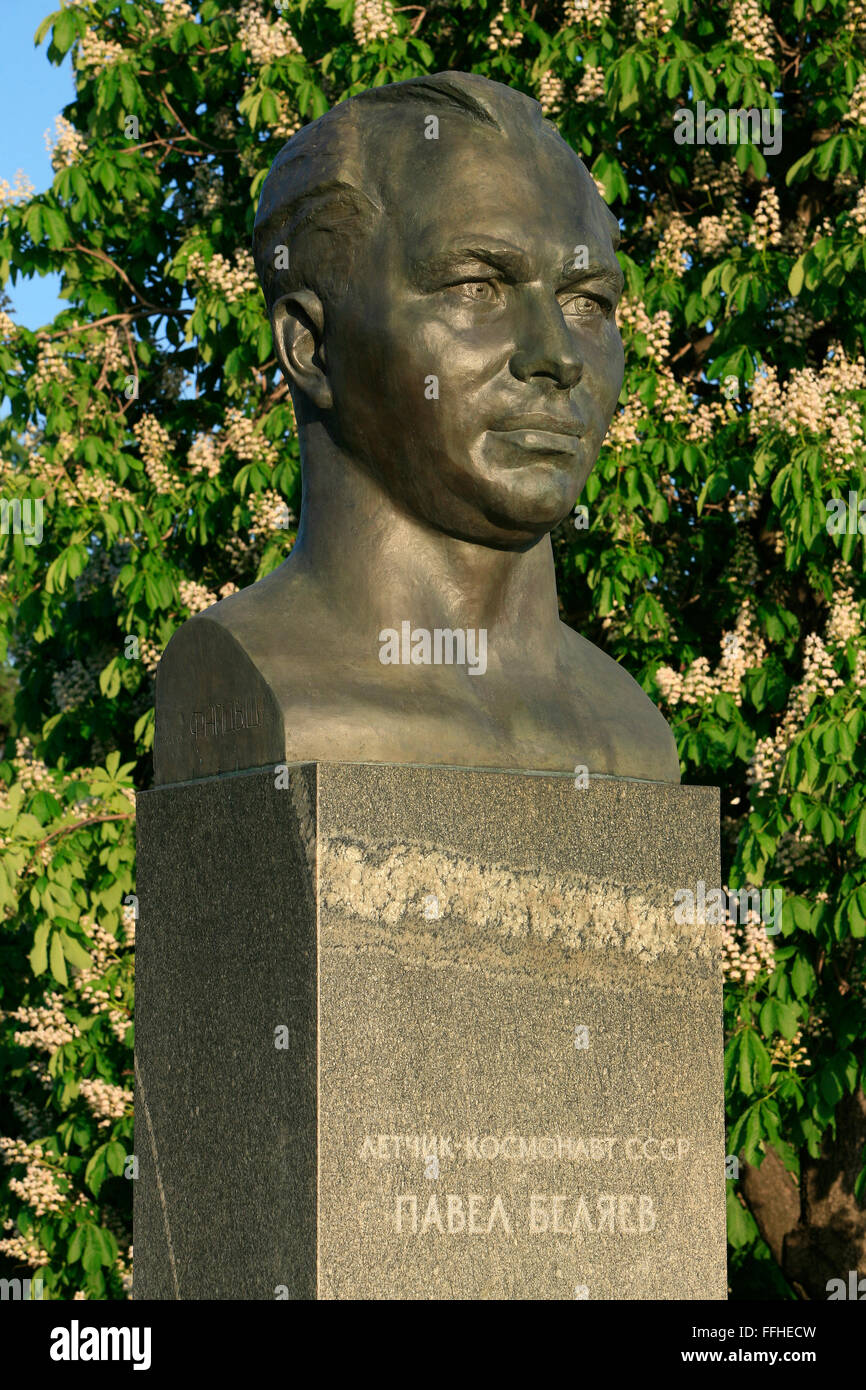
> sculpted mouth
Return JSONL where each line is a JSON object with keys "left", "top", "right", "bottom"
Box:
{"left": 490, "top": 413, "right": 586, "bottom": 438}
{"left": 486, "top": 414, "right": 586, "bottom": 456}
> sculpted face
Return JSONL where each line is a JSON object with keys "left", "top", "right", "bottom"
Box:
{"left": 318, "top": 119, "right": 625, "bottom": 548}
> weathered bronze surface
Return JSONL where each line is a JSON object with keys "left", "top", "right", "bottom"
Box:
{"left": 154, "top": 71, "right": 679, "bottom": 785}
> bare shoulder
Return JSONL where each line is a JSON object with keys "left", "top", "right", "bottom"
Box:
{"left": 153, "top": 575, "right": 293, "bottom": 785}
{"left": 559, "top": 622, "right": 681, "bottom": 783}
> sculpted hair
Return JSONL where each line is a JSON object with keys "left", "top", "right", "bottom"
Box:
{"left": 252, "top": 71, "right": 575, "bottom": 316}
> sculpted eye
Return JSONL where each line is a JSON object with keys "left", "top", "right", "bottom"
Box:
{"left": 562, "top": 293, "right": 608, "bottom": 317}
{"left": 450, "top": 279, "right": 501, "bottom": 304}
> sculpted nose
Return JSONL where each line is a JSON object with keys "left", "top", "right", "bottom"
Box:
{"left": 510, "top": 294, "right": 584, "bottom": 389}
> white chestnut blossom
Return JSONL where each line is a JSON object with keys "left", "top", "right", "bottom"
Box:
{"left": 237, "top": 0, "right": 302, "bottom": 63}
{"left": 353, "top": 0, "right": 398, "bottom": 46}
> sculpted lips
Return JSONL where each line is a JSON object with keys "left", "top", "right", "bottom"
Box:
{"left": 488, "top": 412, "right": 586, "bottom": 454}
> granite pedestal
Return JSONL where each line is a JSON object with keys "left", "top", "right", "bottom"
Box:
{"left": 134, "top": 763, "right": 726, "bottom": 1300}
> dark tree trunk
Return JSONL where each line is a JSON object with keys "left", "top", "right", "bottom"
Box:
{"left": 740, "top": 1090, "right": 866, "bottom": 1300}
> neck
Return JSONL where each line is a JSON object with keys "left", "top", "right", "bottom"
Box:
{"left": 286, "top": 426, "right": 565, "bottom": 671}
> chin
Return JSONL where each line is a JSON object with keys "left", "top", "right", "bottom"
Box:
{"left": 440, "top": 494, "right": 575, "bottom": 550}
{"left": 485, "top": 462, "right": 583, "bottom": 529}
{"left": 422, "top": 452, "right": 592, "bottom": 545}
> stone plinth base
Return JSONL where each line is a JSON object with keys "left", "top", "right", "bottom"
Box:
{"left": 134, "top": 763, "right": 725, "bottom": 1300}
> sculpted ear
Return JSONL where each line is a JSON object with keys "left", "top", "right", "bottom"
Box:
{"left": 271, "top": 290, "right": 333, "bottom": 410}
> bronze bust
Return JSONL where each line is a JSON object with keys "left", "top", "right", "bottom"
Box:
{"left": 153, "top": 71, "right": 679, "bottom": 786}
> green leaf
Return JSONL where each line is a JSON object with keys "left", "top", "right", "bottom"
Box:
{"left": 786, "top": 150, "right": 815, "bottom": 186}
{"left": 106, "top": 1141, "right": 127, "bottom": 1177}
{"left": 82, "top": 1224, "right": 102, "bottom": 1273}
{"left": 60, "top": 931, "right": 92, "bottom": 970}
{"left": 29, "top": 921, "right": 50, "bottom": 976}
{"left": 848, "top": 888, "right": 866, "bottom": 939}
{"left": 85, "top": 1147, "right": 108, "bottom": 1198}
{"left": 53, "top": 7, "right": 79, "bottom": 54}
{"left": 787, "top": 256, "right": 805, "bottom": 297}
{"left": 49, "top": 930, "right": 68, "bottom": 986}
{"left": 819, "top": 1063, "right": 844, "bottom": 1107}
{"left": 42, "top": 207, "right": 69, "bottom": 248}
{"left": 791, "top": 954, "right": 815, "bottom": 999}
{"left": 726, "top": 1185, "right": 757, "bottom": 1248}
{"left": 260, "top": 89, "right": 280, "bottom": 125}
{"left": 93, "top": 1225, "right": 118, "bottom": 1265}
{"left": 819, "top": 807, "right": 835, "bottom": 845}
{"left": 99, "top": 659, "right": 121, "bottom": 698}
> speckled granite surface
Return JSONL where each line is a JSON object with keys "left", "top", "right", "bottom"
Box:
{"left": 134, "top": 763, "right": 725, "bottom": 1300}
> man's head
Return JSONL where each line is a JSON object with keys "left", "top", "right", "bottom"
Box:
{"left": 253, "top": 72, "right": 624, "bottom": 549}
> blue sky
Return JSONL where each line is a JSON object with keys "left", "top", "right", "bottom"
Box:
{"left": 1, "top": 2, "right": 75, "bottom": 329}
